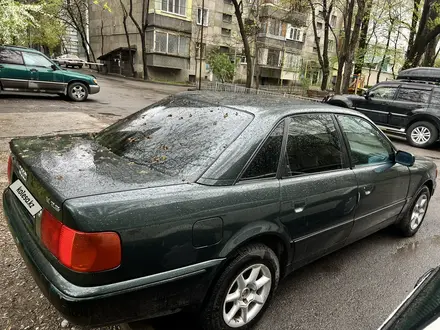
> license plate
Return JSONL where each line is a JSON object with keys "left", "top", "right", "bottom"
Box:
{"left": 9, "top": 180, "right": 42, "bottom": 217}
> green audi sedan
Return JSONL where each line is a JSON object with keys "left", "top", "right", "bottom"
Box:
{"left": 3, "top": 92, "right": 437, "bottom": 330}
{"left": 0, "top": 45, "right": 99, "bottom": 101}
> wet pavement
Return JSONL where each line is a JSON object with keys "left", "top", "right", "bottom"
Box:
{"left": 0, "top": 74, "right": 440, "bottom": 330}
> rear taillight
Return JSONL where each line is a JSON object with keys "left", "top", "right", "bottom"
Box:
{"left": 7, "top": 155, "right": 12, "bottom": 183}
{"left": 40, "top": 209, "right": 121, "bottom": 272}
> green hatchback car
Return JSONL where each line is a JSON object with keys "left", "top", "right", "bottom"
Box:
{"left": 0, "top": 45, "right": 100, "bottom": 102}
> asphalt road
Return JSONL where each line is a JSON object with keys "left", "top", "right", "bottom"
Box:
{"left": 1, "top": 73, "right": 440, "bottom": 330}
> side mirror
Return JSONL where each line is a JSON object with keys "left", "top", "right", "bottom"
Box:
{"left": 51, "top": 64, "right": 58, "bottom": 70}
{"left": 396, "top": 150, "right": 415, "bottom": 167}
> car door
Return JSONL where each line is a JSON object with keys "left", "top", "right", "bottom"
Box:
{"left": 279, "top": 114, "right": 358, "bottom": 263}
{"left": 388, "top": 86, "right": 432, "bottom": 128}
{"left": 336, "top": 114, "right": 410, "bottom": 241}
{"left": 0, "top": 47, "right": 29, "bottom": 91}
{"left": 355, "top": 85, "right": 399, "bottom": 125}
{"left": 22, "top": 52, "right": 65, "bottom": 92}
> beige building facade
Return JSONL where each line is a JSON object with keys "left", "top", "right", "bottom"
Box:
{"left": 88, "top": 0, "right": 344, "bottom": 85}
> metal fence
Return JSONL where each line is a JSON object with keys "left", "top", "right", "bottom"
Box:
{"left": 199, "top": 81, "right": 322, "bottom": 103}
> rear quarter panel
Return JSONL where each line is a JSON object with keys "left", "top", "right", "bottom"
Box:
{"left": 62, "top": 180, "right": 288, "bottom": 285}
{"left": 408, "top": 158, "right": 437, "bottom": 199}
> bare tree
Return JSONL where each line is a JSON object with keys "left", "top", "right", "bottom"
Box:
{"left": 60, "top": 0, "right": 97, "bottom": 64}
{"left": 354, "top": 0, "right": 373, "bottom": 75}
{"left": 231, "top": 0, "right": 253, "bottom": 88}
{"left": 334, "top": 0, "right": 366, "bottom": 94}
{"left": 129, "top": 0, "right": 150, "bottom": 80}
{"left": 403, "top": 0, "right": 440, "bottom": 69}
{"left": 308, "top": 0, "right": 334, "bottom": 90}
{"left": 119, "top": 0, "right": 135, "bottom": 76}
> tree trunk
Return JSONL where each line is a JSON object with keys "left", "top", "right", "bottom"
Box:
{"left": 391, "top": 28, "right": 401, "bottom": 78}
{"left": 342, "top": 0, "right": 366, "bottom": 94}
{"left": 129, "top": 0, "right": 149, "bottom": 80}
{"left": 377, "top": 20, "right": 393, "bottom": 83}
{"left": 100, "top": 17, "right": 104, "bottom": 72}
{"left": 354, "top": 0, "right": 373, "bottom": 74}
{"left": 335, "top": 0, "right": 356, "bottom": 94}
{"left": 232, "top": 0, "right": 252, "bottom": 88}
{"left": 141, "top": 34, "right": 148, "bottom": 80}
{"left": 403, "top": 0, "right": 438, "bottom": 69}
{"left": 406, "top": 0, "right": 421, "bottom": 60}
{"left": 122, "top": 16, "right": 135, "bottom": 77}
{"left": 422, "top": 35, "right": 439, "bottom": 66}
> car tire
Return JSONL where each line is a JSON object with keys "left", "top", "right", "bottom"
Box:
{"left": 406, "top": 121, "right": 438, "bottom": 148}
{"left": 396, "top": 186, "right": 431, "bottom": 237}
{"left": 201, "top": 243, "right": 280, "bottom": 330}
{"left": 67, "top": 82, "right": 88, "bottom": 102}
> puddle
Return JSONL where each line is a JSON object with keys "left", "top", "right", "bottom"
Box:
{"left": 395, "top": 236, "right": 440, "bottom": 256}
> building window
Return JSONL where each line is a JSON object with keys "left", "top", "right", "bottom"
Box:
{"left": 223, "top": 13, "right": 232, "bottom": 23}
{"left": 196, "top": 42, "right": 206, "bottom": 58}
{"left": 317, "top": 22, "right": 323, "bottom": 30}
{"left": 318, "top": 10, "right": 323, "bottom": 18}
{"left": 267, "top": 18, "right": 282, "bottom": 36}
{"left": 161, "top": 0, "right": 186, "bottom": 15}
{"left": 287, "top": 25, "right": 302, "bottom": 41}
{"left": 219, "top": 46, "right": 230, "bottom": 53}
{"left": 154, "top": 31, "right": 190, "bottom": 57}
{"left": 267, "top": 49, "right": 280, "bottom": 67}
{"left": 285, "top": 53, "right": 301, "bottom": 70}
{"left": 222, "top": 28, "right": 231, "bottom": 36}
{"left": 197, "top": 8, "right": 208, "bottom": 26}
{"left": 330, "top": 15, "right": 337, "bottom": 27}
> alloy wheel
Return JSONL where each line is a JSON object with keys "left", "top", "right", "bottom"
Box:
{"left": 223, "top": 264, "right": 272, "bottom": 328}
{"left": 410, "top": 193, "right": 428, "bottom": 230}
{"left": 72, "top": 85, "right": 86, "bottom": 100}
{"left": 411, "top": 126, "right": 431, "bottom": 145}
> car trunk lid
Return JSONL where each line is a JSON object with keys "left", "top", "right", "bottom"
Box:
{"left": 9, "top": 134, "right": 181, "bottom": 217}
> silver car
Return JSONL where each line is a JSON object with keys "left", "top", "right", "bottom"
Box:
{"left": 55, "top": 54, "right": 84, "bottom": 68}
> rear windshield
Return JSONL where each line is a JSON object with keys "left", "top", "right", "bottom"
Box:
{"left": 95, "top": 97, "right": 253, "bottom": 180}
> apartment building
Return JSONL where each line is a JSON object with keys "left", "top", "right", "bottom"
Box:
{"left": 88, "top": 0, "right": 342, "bottom": 85}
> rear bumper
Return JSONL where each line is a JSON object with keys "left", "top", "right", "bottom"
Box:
{"left": 3, "top": 189, "right": 221, "bottom": 326}
{"left": 89, "top": 85, "right": 100, "bottom": 94}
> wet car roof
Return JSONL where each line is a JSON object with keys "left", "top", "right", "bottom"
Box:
{"left": 176, "top": 91, "right": 365, "bottom": 119}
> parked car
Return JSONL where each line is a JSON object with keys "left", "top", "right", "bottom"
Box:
{"left": 0, "top": 45, "right": 99, "bottom": 101}
{"left": 3, "top": 92, "right": 436, "bottom": 329}
{"left": 324, "top": 75, "right": 440, "bottom": 148}
{"left": 55, "top": 54, "right": 84, "bottom": 68}
{"left": 379, "top": 267, "right": 440, "bottom": 330}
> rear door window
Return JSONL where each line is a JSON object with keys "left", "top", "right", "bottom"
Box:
{"left": 0, "top": 48, "right": 24, "bottom": 65}
{"left": 369, "top": 86, "right": 398, "bottom": 100}
{"left": 396, "top": 87, "right": 431, "bottom": 104}
{"left": 95, "top": 97, "right": 253, "bottom": 180}
{"left": 241, "top": 121, "right": 284, "bottom": 180}
{"left": 284, "top": 114, "right": 344, "bottom": 176}
{"left": 430, "top": 89, "right": 440, "bottom": 106}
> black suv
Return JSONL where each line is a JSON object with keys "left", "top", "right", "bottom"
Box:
{"left": 325, "top": 68, "right": 440, "bottom": 148}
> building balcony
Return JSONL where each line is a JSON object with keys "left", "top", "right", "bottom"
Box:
{"left": 257, "top": 34, "right": 304, "bottom": 53}
{"left": 147, "top": 12, "right": 192, "bottom": 33}
{"left": 146, "top": 53, "right": 190, "bottom": 70}
{"left": 260, "top": 5, "right": 307, "bottom": 26}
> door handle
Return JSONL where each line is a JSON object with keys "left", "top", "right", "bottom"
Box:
{"left": 362, "top": 184, "right": 374, "bottom": 196}
{"left": 293, "top": 201, "right": 306, "bottom": 213}
{"left": 30, "top": 68, "right": 38, "bottom": 73}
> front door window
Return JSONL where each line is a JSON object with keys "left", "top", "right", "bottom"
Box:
{"left": 22, "top": 52, "right": 53, "bottom": 68}
{"left": 336, "top": 115, "right": 394, "bottom": 166}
